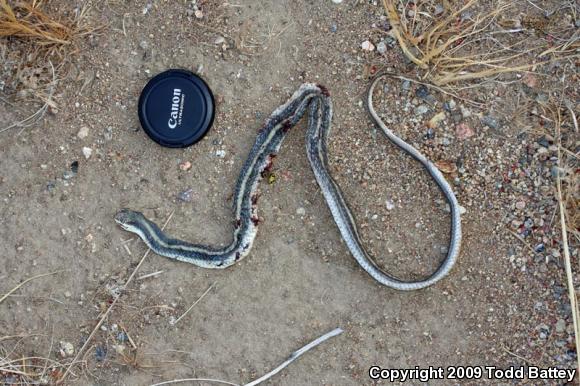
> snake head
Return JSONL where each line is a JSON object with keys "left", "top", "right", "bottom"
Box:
{"left": 114, "top": 209, "right": 145, "bottom": 232}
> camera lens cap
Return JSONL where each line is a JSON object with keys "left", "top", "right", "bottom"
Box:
{"left": 138, "top": 69, "right": 215, "bottom": 148}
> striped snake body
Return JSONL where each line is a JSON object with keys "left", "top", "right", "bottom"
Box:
{"left": 115, "top": 74, "right": 462, "bottom": 290}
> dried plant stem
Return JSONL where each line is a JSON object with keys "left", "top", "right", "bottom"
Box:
{"left": 555, "top": 108, "right": 580, "bottom": 384}
{"left": 172, "top": 283, "right": 215, "bottom": 326}
{"left": 151, "top": 378, "right": 239, "bottom": 386}
{"left": 244, "top": 328, "right": 343, "bottom": 386}
{"left": 382, "top": 0, "right": 427, "bottom": 69}
{"left": 0, "top": 270, "right": 63, "bottom": 305}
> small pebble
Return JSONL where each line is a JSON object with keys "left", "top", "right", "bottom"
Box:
{"left": 95, "top": 346, "right": 107, "bottom": 361}
{"left": 376, "top": 41, "right": 387, "bottom": 54}
{"left": 214, "top": 36, "right": 225, "bottom": 45}
{"left": 443, "top": 100, "right": 456, "bottom": 111}
{"left": 82, "top": 147, "right": 92, "bottom": 159}
{"left": 556, "top": 319, "right": 566, "bottom": 333}
{"left": 537, "top": 136, "right": 551, "bottom": 148}
{"left": 179, "top": 161, "right": 192, "bottom": 171}
{"left": 59, "top": 341, "right": 75, "bottom": 358}
{"left": 414, "top": 105, "right": 429, "bottom": 115}
{"left": 361, "top": 40, "right": 375, "bottom": 51}
{"left": 117, "top": 332, "right": 129, "bottom": 342}
{"left": 515, "top": 201, "right": 526, "bottom": 210}
{"left": 215, "top": 149, "right": 227, "bottom": 158}
{"left": 460, "top": 105, "right": 471, "bottom": 118}
{"left": 296, "top": 207, "right": 306, "bottom": 216}
{"left": 551, "top": 166, "right": 567, "bottom": 178}
{"left": 194, "top": 9, "right": 203, "bottom": 18}
{"left": 330, "top": 23, "right": 338, "bottom": 33}
{"left": 481, "top": 115, "right": 500, "bottom": 129}
{"left": 415, "top": 85, "right": 430, "bottom": 99}
{"left": 77, "top": 126, "right": 89, "bottom": 139}
{"left": 455, "top": 123, "right": 474, "bottom": 140}
{"left": 385, "top": 200, "right": 395, "bottom": 210}
{"left": 178, "top": 188, "right": 194, "bottom": 202}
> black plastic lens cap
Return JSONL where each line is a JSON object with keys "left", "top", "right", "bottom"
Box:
{"left": 138, "top": 69, "right": 215, "bottom": 148}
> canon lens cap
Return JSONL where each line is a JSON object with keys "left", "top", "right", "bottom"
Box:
{"left": 138, "top": 69, "right": 215, "bottom": 148}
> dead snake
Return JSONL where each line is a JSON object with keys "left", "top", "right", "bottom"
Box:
{"left": 115, "top": 73, "right": 462, "bottom": 290}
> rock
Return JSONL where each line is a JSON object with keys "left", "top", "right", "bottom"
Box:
{"left": 481, "top": 115, "right": 500, "bottom": 129}
{"left": 385, "top": 199, "right": 395, "bottom": 210}
{"left": 537, "top": 324, "right": 550, "bottom": 339}
{"left": 435, "top": 160, "right": 457, "bottom": 174}
{"left": 443, "top": 100, "right": 456, "bottom": 111}
{"left": 551, "top": 166, "right": 567, "bottom": 178}
{"left": 194, "top": 9, "right": 203, "bottom": 19}
{"left": 361, "top": 40, "right": 375, "bottom": 51}
{"left": 376, "top": 41, "right": 387, "bottom": 54}
{"left": 296, "top": 207, "right": 306, "bottom": 216}
{"left": 215, "top": 149, "right": 226, "bottom": 158}
{"left": 63, "top": 161, "right": 79, "bottom": 180}
{"left": 455, "top": 123, "right": 474, "bottom": 139}
{"left": 523, "top": 73, "right": 537, "bottom": 88}
{"left": 82, "top": 147, "right": 92, "bottom": 159}
{"left": 330, "top": 23, "right": 338, "bottom": 33}
{"left": 425, "top": 128, "right": 435, "bottom": 139}
{"left": 95, "top": 345, "right": 107, "bottom": 361}
{"left": 414, "top": 104, "right": 429, "bottom": 115}
{"left": 59, "top": 341, "right": 75, "bottom": 358}
{"left": 428, "top": 112, "right": 446, "bottom": 128}
{"left": 104, "top": 126, "right": 113, "bottom": 141}
{"left": 515, "top": 201, "right": 526, "bottom": 210}
{"left": 536, "top": 93, "right": 549, "bottom": 103}
{"left": 415, "top": 85, "right": 430, "bottom": 99}
{"left": 77, "top": 126, "right": 89, "bottom": 139}
{"left": 555, "top": 319, "right": 566, "bottom": 333}
{"left": 179, "top": 161, "right": 192, "bottom": 171}
{"left": 537, "top": 136, "right": 551, "bottom": 147}
{"left": 331, "top": 0, "right": 343, "bottom": 3}
{"left": 459, "top": 105, "right": 471, "bottom": 118}
{"left": 117, "top": 332, "right": 129, "bottom": 342}
{"left": 214, "top": 36, "right": 225, "bottom": 45}
{"left": 178, "top": 188, "right": 193, "bottom": 202}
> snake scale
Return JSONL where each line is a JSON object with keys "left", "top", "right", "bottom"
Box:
{"left": 115, "top": 73, "right": 462, "bottom": 291}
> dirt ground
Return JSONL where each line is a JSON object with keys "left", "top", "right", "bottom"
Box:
{"left": 1, "top": 0, "right": 578, "bottom": 385}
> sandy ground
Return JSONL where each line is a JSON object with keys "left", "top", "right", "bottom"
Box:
{"left": 1, "top": 0, "right": 578, "bottom": 385}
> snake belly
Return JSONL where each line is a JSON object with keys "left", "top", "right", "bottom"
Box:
{"left": 115, "top": 76, "right": 462, "bottom": 290}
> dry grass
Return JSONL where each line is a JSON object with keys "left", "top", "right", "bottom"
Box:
{"left": 1, "top": 0, "right": 75, "bottom": 45}
{"left": 0, "top": 0, "right": 97, "bottom": 114}
{"left": 552, "top": 99, "right": 580, "bottom": 383}
{"left": 382, "top": 0, "right": 580, "bottom": 85}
